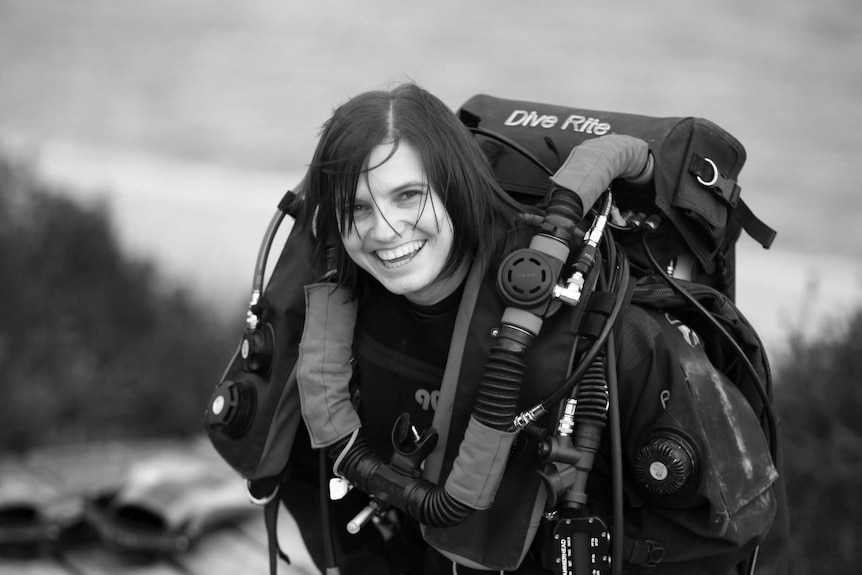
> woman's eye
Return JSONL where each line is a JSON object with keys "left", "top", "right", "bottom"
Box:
{"left": 398, "top": 189, "right": 425, "bottom": 202}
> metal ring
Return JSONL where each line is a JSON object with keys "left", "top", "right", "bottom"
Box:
{"left": 696, "top": 157, "right": 719, "bottom": 187}
{"left": 246, "top": 479, "right": 280, "bottom": 506}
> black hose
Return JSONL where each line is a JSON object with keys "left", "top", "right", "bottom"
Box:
{"left": 606, "top": 338, "right": 623, "bottom": 575}
{"left": 332, "top": 434, "right": 473, "bottom": 528}
{"left": 333, "top": 434, "right": 380, "bottom": 489}
{"left": 417, "top": 488, "right": 473, "bottom": 526}
{"left": 543, "top": 187, "right": 584, "bottom": 244}
{"left": 575, "top": 355, "right": 608, "bottom": 424}
{"left": 473, "top": 340, "right": 528, "bottom": 430}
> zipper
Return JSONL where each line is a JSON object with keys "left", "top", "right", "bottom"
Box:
{"left": 632, "top": 279, "right": 723, "bottom": 305}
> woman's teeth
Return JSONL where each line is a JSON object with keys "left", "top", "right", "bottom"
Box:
{"left": 375, "top": 240, "right": 425, "bottom": 267}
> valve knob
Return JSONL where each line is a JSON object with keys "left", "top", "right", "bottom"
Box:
{"left": 241, "top": 324, "right": 274, "bottom": 375}
{"left": 633, "top": 431, "right": 699, "bottom": 496}
{"left": 205, "top": 380, "right": 256, "bottom": 438}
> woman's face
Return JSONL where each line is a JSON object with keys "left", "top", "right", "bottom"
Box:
{"left": 341, "top": 141, "right": 463, "bottom": 306}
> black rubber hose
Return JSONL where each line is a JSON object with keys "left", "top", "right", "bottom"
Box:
{"left": 417, "top": 488, "right": 473, "bottom": 526}
{"left": 334, "top": 434, "right": 380, "bottom": 483}
{"left": 332, "top": 435, "right": 473, "bottom": 528}
{"left": 542, "top": 187, "right": 584, "bottom": 245}
{"left": 575, "top": 355, "right": 608, "bottom": 424}
{"left": 473, "top": 340, "right": 527, "bottom": 430}
{"left": 606, "top": 339, "right": 624, "bottom": 575}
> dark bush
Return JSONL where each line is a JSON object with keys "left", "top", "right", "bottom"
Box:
{"left": 774, "top": 310, "right": 862, "bottom": 574}
{"left": 0, "top": 156, "right": 238, "bottom": 451}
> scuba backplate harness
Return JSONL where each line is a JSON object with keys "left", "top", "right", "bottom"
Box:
{"left": 205, "top": 94, "right": 780, "bottom": 575}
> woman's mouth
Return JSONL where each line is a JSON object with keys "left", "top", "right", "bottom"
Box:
{"left": 375, "top": 240, "right": 426, "bottom": 269}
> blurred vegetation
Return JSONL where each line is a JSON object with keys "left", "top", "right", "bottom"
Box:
{"left": 1, "top": 152, "right": 860, "bottom": 572}
{"left": 774, "top": 314, "right": 862, "bottom": 574}
{"left": 0, "top": 155, "right": 239, "bottom": 451}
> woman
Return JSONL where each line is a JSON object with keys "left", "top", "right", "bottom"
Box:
{"left": 284, "top": 82, "right": 786, "bottom": 574}
{"left": 294, "top": 83, "right": 541, "bottom": 573}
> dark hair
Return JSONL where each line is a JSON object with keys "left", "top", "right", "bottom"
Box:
{"left": 302, "top": 83, "right": 522, "bottom": 292}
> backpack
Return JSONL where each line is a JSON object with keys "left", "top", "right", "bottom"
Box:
{"left": 204, "top": 94, "right": 787, "bottom": 574}
{"left": 458, "top": 94, "right": 786, "bottom": 573}
{"left": 457, "top": 94, "right": 776, "bottom": 300}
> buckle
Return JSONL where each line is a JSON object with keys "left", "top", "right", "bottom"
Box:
{"left": 643, "top": 540, "right": 665, "bottom": 568}
{"left": 628, "top": 538, "right": 665, "bottom": 568}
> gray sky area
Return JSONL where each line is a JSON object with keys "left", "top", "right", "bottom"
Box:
{"left": 2, "top": 0, "right": 861, "bottom": 354}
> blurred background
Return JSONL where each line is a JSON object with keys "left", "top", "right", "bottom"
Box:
{"left": 1, "top": 0, "right": 860, "bottom": 573}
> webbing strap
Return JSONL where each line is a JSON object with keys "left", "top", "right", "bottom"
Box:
{"left": 733, "top": 199, "right": 777, "bottom": 249}
{"left": 264, "top": 496, "right": 291, "bottom": 575}
{"left": 422, "top": 260, "right": 486, "bottom": 483}
{"left": 577, "top": 291, "right": 617, "bottom": 339}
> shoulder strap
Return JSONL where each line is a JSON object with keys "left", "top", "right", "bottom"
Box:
{"left": 422, "top": 259, "right": 487, "bottom": 483}
{"left": 264, "top": 496, "right": 291, "bottom": 575}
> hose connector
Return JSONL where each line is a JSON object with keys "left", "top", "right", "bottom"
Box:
{"left": 514, "top": 404, "right": 548, "bottom": 430}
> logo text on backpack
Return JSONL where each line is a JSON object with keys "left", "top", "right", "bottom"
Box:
{"left": 415, "top": 389, "right": 440, "bottom": 412}
{"left": 504, "top": 109, "right": 611, "bottom": 135}
{"left": 664, "top": 313, "right": 702, "bottom": 348}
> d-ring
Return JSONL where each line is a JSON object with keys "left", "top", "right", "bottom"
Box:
{"left": 696, "top": 157, "right": 719, "bottom": 187}
{"left": 246, "top": 479, "right": 280, "bottom": 505}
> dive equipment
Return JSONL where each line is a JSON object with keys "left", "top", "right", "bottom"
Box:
{"left": 204, "top": 93, "right": 783, "bottom": 575}
{"left": 241, "top": 209, "right": 288, "bottom": 375}
{"left": 205, "top": 191, "right": 312, "bottom": 482}
{"left": 633, "top": 430, "right": 700, "bottom": 496}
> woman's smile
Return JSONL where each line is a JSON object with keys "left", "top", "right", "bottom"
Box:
{"left": 374, "top": 240, "right": 426, "bottom": 268}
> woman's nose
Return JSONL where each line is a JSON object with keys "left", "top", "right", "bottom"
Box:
{"left": 364, "top": 205, "right": 403, "bottom": 242}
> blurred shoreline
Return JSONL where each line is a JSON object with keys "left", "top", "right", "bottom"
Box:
{"left": 10, "top": 136, "right": 861, "bottom": 359}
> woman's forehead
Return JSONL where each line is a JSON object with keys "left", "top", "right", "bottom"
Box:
{"left": 356, "top": 141, "right": 429, "bottom": 198}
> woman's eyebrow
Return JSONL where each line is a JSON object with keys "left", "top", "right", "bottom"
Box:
{"left": 389, "top": 181, "right": 428, "bottom": 194}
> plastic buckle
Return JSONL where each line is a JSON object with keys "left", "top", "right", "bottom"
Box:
{"left": 635, "top": 539, "right": 665, "bottom": 568}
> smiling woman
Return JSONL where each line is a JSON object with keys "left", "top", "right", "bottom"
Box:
{"left": 341, "top": 142, "right": 463, "bottom": 306}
